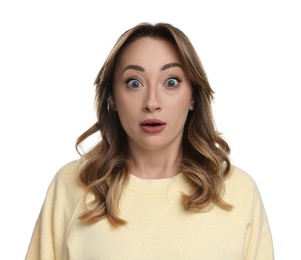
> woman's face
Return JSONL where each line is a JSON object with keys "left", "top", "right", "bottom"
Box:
{"left": 113, "top": 37, "right": 193, "bottom": 152}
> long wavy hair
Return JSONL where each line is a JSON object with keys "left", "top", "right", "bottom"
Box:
{"left": 76, "top": 22, "right": 232, "bottom": 227}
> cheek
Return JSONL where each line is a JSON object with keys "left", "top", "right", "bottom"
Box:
{"left": 175, "top": 97, "right": 193, "bottom": 122}
{"left": 115, "top": 98, "right": 140, "bottom": 128}
{"left": 115, "top": 97, "right": 139, "bottom": 114}
{"left": 166, "top": 100, "right": 191, "bottom": 127}
{"left": 168, "top": 94, "right": 192, "bottom": 112}
{"left": 114, "top": 87, "right": 140, "bottom": 109}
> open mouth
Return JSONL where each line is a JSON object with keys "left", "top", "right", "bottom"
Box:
{"left": 140, "top": 119, "right": 166, "bottom": 133}
{"left": 141, "top": 122, "right": 163, "bottom": 127}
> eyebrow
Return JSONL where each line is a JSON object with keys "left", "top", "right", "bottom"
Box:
{"left": 122, "top": 62, "right": 183, "bottom": 73}
{"left": 160, "top": 62, "right": 183, "bottom": 71}
{"left": 122, "top": 65, "right": 144, "bottom": 73}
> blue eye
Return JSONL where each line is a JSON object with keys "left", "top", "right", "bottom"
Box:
{"left": 127, "top": 79, "right": 141, "bottom": 88}
{"left": 166, "top": 78, "right": 180, "bottom": 88}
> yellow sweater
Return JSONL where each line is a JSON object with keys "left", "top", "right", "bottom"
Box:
{"left": 25, "top": 160, "right": 274, "bottom": 259}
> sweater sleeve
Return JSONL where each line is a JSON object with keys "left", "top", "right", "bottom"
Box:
{"left": 244, "top": 183, "right": 274, "bottom": 260}
{"left": 25, "top": 161, "right": 84, "bottom": 260}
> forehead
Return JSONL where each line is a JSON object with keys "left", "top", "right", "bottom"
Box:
{"left": 117, "top": 37, "right": 182, "bottom": 66}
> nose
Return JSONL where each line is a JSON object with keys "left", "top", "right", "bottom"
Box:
{"left": 142, "top": 86, "right": 161, "bottom": 112}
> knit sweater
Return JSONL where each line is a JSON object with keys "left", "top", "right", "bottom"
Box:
{"left": 25, "top": 160, "right": 274, "bottom": 259}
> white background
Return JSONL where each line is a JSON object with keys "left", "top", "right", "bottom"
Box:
{"left": 1, "top": 0, "right": 300, "bottom": 259}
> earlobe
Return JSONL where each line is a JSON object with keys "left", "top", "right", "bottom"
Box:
{"left": 189, "top": 100, "right": 194, "bottom": 111}
{"left": 107, "top": 96, "right": 117, "bottom": 112}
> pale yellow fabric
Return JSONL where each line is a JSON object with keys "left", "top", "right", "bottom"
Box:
{"left": 25, "top": 160, "right": 274, "bottom": 259}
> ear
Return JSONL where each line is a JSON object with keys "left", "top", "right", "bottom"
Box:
{"left": 189, "top": 99, "right": 194, "bottom": 111}
{"left": 107, "top": 96, "right": 117, "bottom": 112}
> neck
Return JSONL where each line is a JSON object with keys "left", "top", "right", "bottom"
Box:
{"left": 128, "top": 144, "right": 182, "bottom": 179}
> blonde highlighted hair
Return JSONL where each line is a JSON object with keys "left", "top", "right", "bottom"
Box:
{"left": 76, "top": 22, "right": 232, "bottom": 227}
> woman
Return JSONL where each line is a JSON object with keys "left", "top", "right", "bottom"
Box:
{"left": 26, "top": 23, "right": 274, "bottom": 259}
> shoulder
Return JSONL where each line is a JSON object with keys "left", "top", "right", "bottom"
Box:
{"left": 222, "top": 165, "right": 270, "bottom": 223}
{"left": 53, "top": 160, "right": 82, "bottom": 184}
{"left": 48, "top": 160, "right": 87, "bottom": 203}
{"left": 223, "top": 165, "right": 261, "bottom": 207}
{"left": 222, "top": 166, "right": 274, "bottom": 257}
{"left": 225, "top": 165, "right": 257, "bottom": 192}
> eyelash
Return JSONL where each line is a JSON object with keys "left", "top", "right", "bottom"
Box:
{"left": 124, "top": 77, "right": 182, "bottom": 89}
{"left": 125, "top": 78, "right": 142, "bottom": 89}
{"left": 165, "top": 77, "right": 181, "bottom": 88}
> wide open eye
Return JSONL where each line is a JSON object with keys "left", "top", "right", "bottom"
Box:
{"left": 126, "top": 79, "right": 141, "bottom": 89}
{"left": 165, "top": 78, "right": 180, "bottom": 88}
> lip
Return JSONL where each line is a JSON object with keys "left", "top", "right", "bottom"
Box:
{"left": 140, "top": 119, "right": 166, "bottom": 133}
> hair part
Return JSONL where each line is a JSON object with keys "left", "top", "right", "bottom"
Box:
{"left": 76, "top": 22, "right": 232, "bottom": 227}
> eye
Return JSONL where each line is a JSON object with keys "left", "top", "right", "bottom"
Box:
{"left": 165, "top": 77, "right": 180, "bottom": 88}
{"left": 126, "top": 78, "right": 141, "bottom": 89}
